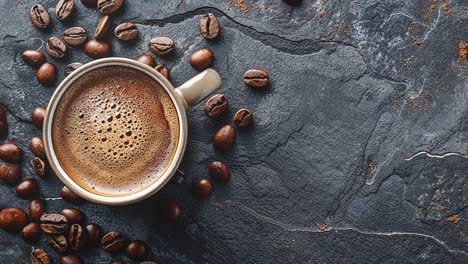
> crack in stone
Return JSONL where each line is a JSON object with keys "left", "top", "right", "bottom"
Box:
{"left": 405, "top": 151, "right": 467, "bottom": 161}
{"left": 0, "top": 84, "right": 33, "bottom": 124}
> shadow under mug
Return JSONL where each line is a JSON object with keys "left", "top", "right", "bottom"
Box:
{"left": 43, "top": 57, "right": 222, "bottom": 205}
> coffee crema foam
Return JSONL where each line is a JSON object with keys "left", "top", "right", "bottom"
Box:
{"left": 52, "top": 66, "right": 179, "bottom": 196}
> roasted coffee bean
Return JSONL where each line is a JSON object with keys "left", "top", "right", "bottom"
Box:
{"left": 234, "top": 108, "right": 254, "bottom": 128}
{"left": 0, "top": 162, "right": 20, "bottom": 185}
{"left": 114, "top": 22, "right": 138, "bottom": 41}
{"left": 243, "top": 69, "right": 270, "bottom": 89}
{"left": 136, "top": 54, "right": 154, "bottom": 67}
{"left": 283, "top": 0, "right": 301, "bottom": 6}
{"left": 68, "top": 224, "right": 85, "bottom": 250}
{"left": 29, "top": 199, "right": 46, "bottom": 222}
{"left": 33, "top": 157, "right": 48, "bottom": 177}
{"left": 199, "top": 13, "right": 220, "bottom": 40}
{"left": 111, "top": 261, "right": 124, "bottom": 264}
{"left": 208, "top": 161, "right": 231, "bottom": 184}
{"left": 0, "top": 207, "right": 28, "bottom": 232}
{"left": 154, "top": 64, "right": 170, "bottom": 79}
{"left": 61, "top": 255, "right": 81, "bottom": 264}
{"left": 84, "top": 39, "right": 111, "bottom": 59}
{"left": 81, "top": 0, "right": 98, "bottom": 8}
{"left": 46, "top": 234, "right": 68, "bottom": 253}
{"left": 158, "top": 199, "right": 181, "bottom": 222}
{"left": 192, "top": 178, "right": 214, "bottom": 197}
{"left": 16, "top": 178, "right": 39, "bottom": 199}
{"left": 37, "top": 62, "right": 57, "bottom": 86}
{"left": 29, "top": 4, "right": 50, "bottom": 29}
{"left": 94, "top": 15, "right": 111, "bottom": 39}
{"left": 213, "top": 125, "right": 235, "bottom": 152}
{"left": 64, "top": 62, "right": 83, "bottom": 77}
{"left": 60, "top": 208, "right": 83, "bottom": 224}
{"left": 32, "top": 106, "right": 46, "bottom": 129}
{"left": 55, "top": 0, "right": 75, "bottom": 21}
{"left": 0, "top": 142, "right": 22, "bottom": 162}
{"left": 60, "top": 186, "right": 86, "bottom": 204}
{"left": 97, "top": 0, "right": 124, "bottom": 14}
{"left": 31, "top": 248, "right": 51, "bottom": 264}
{"left": 22, "top": 50, "right": 46, "bottom": 68}
{"left": 204, "top": 94, "right": 228, "bottom": 118}
{"left": 0, "top": 106, "right": 5, "bottom": 121}
{"left": 125, "top": 240, "right": 147, "bottom": 261}
{"left": 63, "top": 27, "right": 87, "bottom": 46}
{"left": 149, "top": 37, "right": 175, "bottom": 56}
{"left": 40, "top": 213, "right": 69, "bottom": 234}
{"left": 0, "top": 120, "right": 7, "bottom": 138}
{"left": 140, "top": 262, "right": 158, "bottom": 264}
{"left": 46, "top": 37, "right": 67, "bottom": 59}
{"left": 21, "top": 222, "right": 42, "bottom": 241}
{"left": 31, "top": 136, "right": 46, "bottom": 158}
{"left": 85, "top": 223, "right": 102, "bottom": 247}
{"left": 189, "top": 48, "right": 214, "bottom": 71}
{"left": 101, "top": 231, "right": 124, "bottom": 252}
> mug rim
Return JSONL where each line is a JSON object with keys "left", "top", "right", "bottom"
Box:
{"left": 43, "top": 57, "right": 188, "bottom": 205}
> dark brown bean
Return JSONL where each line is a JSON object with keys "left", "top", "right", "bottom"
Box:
{"left": 192, "top": 178, "right": 214, "bottom": 197}
{"left": 29, "top": 199, "right": 46, "bottom": 222}
{"left": 33, "top": 157, "right": 48, "bottom": 177}
{"left": 40, "top": 213, "right": 69, "bottom": 234}
{"left": 136, "top": 54, "right": 154, "bottom": 67}
{"left": 16, "top": 178, "right": 39, "bottom": 199}
{"left": 94, "top": 15, "right": 111, "bottom": 39}
{"left": 46, "top": 37, "right": 67, "bottom": 59}
{"left": 97, "top": 0, "right": 124, "bottom": 14}
{"left": 189, "top": 48, "right": 214, "bottom": 71}
{"left": 64, "top": 27, "right": 87, "bottom": 46}
{"left": 60, "top": 186, "right": 86, "bottom": 204}
{"left": 158, "top": 199, "right": 181, "bottom": 222}
{"left": 21, "top": 222, "right": 42, "bottom": 241}
{"left": 22, "top": 50, "right": 46, "bottom": 68}
{"left": 101, "top": 231, "right": 125, "bottom": 252}
{"left": 0, "top": 207, "right": 28, "bottom": 232}
{"left": 140, "top": 262, "right": 158, "bottom": 264}
{"left": 67, "top": 224, "right": 85, "bottom": 250}
{"left": 243, "top": 69, "right": 270, "bottom": 89}
{"left": 114, "top": 22, "right": 138, "bottom": 41}
{"left": 60, "top": 208, "right": 83, "bottom": 224}
{"left": 61, "top": 255, "right": 81, "bottom": 264}
{"left": 31, "top": 248, "right": 51, "bottom": 264}
{"left": 149, "top": 37, "right": 175, "bottom": 56}
{"left": 84, "top": 39, "right": 111, "bottom": 59}
{"left": 85, "top": 223, "right": 102, "bottom": 247}
{"left": 0, "top": 142, "right": 22, "bottom": 162}
{"left": 64, "top": 62, "right": 84, "bottom": 77}
{"left": 30, "top": 136, "right": 46, "bottom": 158}
{"left": 154, "top": 64, "right": 170, "bottom": 79}
{"left": 204, "top": 94, "right": 228, "bottom": 118}
{"left": 199, "top": 13, "right": 220, "bottom": 40}
{"left": 37, "top": 62, "right": 57, "bottom": 86}
{"left": 234, "top": 108, "right": 254, "bottom": 128}
{"left": 111, "top": 261, "right": 124, "bottom": 264}
{"left": 0, "top": 106, "right": 5, "bottom": 122}
{"left": 213, "top": 125, "right": 235, "bottom": 152}
{"left": 208, "top": 161, "right": 231, "bottom": 184}
{"left": 46, "top": 234, "right": 68, "bottom": 253}
{"left": 0, "top": 162, "right": 20, "bottom": 185}
{"left": 0, "top": 120, "right": 7, "bottom": 139}
{"left": 29, "top": 4, "right": 50, "bottom": 29}
{"left": 125, "top": 240, "right": 147, "bottom": 261}
{"left": 55, "top": 0, "right": 75, "bottom": 21}
{"left": 32, "top": 106, "right": 46, "bottom": 129}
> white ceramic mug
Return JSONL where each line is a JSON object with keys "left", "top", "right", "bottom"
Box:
{"left": 43, "top": 57, "right": 222, "bottom": 205}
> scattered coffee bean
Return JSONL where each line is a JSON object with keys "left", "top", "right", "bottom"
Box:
{"left": 81, "top": 0, "right": 98, "bottom": 8}
{"left": 29, "top": 199, "right": 46, "bottom": 222}
{"left": 21, "top": 222, "right": 42, "bottom": 241}
{"left": 192, "top": 178, "right": 214, "bottom": 197}
{"left": 33, "top": 157, "right": 48, "bottom": 177}
{"left": 213, "top": 125, "right": 235, "bottom": 152}
{"left": 243, "top": 68, "right": 270, "bottom": 89}
{"left": 0, "top": 106, "right": 5, "bottom": 121}
{"left": 114, "top": 22, "right": 138, "bottom": 41}
{"left": 140, "top": 262, "right": 158, "bottom": 264}
{"left": 31, "top": 248, "right": 51, "bottom": 264}
{"left": 40, "top": 213, "right": 69, "bottom": 234}
{"left": 0, "top": 162, "right": 21, "bottom": 185}
{"left": 94, "top": 15, "right": 111, "bottom": 39}
{"left": 22, "top": 50, "right": 46, "bottom": 68}
{"left": 60, "top": 186, "right": 86, "bottom": 204}
{"left": 111, "top": 261, "right": 124, "bottom": 264}
{"left": 68, "top": 224, "right": 85, "bottom": 250}
{"left": 46, "top": 37, "right": 67, "bottom": 59}
{"left": 158, "top": 199, "right": 181, "bottom": 222}
{"left": 84, "top": 39, "right": 111, "bottom": 59}
{"left": 46, "top": 234, "right": 68, "bottom": 253}
{"left": 64, "top": 62, "right": 83, "bottom": 77}
{"left": 37, "top": 62, "right": 57, "bottom": 86}
{"left": 234, "top": 108, "right": 253, "bottom": 128}
{"left": 204, "top": 94, "right": 228, "bottom": 118}
{"left": 55, "top": 0, "right": 75, "bottom": 21}
{"left": 30, "top": 136, "right": 46, "bottom": 158}
{"left": 29, "top": 4, "right": 50, "bottom": 29}
{"left": 136, "top": 54, "right": 154, "bottom": 67}
{"left": 0, "top": 142, "right": 22, "bottom": 162}
{"left": 208, "top": 161, "right": 231, "bottom": 184}
{"left": 63, "top": 27, "right": 87, "bottom": 46}
{"left": 85, "top": 223, "right": 102, "bottom": 247}
{"left": 60, "top": 208, "right": 83, "bottom": 224}
{"left": 0, "top": 120, "right": 6, "bottom": 138}
{"left": 149, "top": 37, "right": 175, "bottom": 56}
{"left": 101, "top": 231, "right": 125, "bottom": 252}
{"left": 32, "top": 106, "right": 46, "bottom": 129}
{"left": 97, "top": 0, "right": 124, "bottom": 14}
{"left": 189, "top": 48, "right": 214, "bottom": 71}
{"left": 154, "top": 64, "right": 170, "bottom": 79}
{"left": 0, "top": 207, "right": 28, "bottom": 232}
{"left": 61, "top": 255, "right": 81, "bottom": 264}
{"left": 199, "top": 13, "right": 220, "bottom": 40}
{"left": 125, "top": 240, "right": 147, "bottom": 261}
{"left": 283, "top": 0, "right": 301, "bottom": 6}
{"left": 16, "top": 178, "right": 39, "bottom": 199}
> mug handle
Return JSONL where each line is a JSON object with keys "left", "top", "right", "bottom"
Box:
{"left": 174, "top": 69, "right": 223, "bottom": 109}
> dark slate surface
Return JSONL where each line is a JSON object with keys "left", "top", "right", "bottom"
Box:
{"left": 0, "top": 0, "right": 467, "bottom": 263}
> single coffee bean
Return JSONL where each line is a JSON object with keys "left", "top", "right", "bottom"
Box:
{"left": 101, "top": 231, "right": 125, "bottom": 252}
{"left": 60, "top": 208, "right": 83, "bottom": 224}
{"left": 22, "top": 50, "right": 46, "bottom": 68}
{"left": 189, "top": 48, "right": 214, "bottom": 71}
{"left": 0, "top": 120, "right": 7, "bottom": 139}
{"left": 64, "top": 62, "right": 83, "bottom": 77}
{"left": 61, "top": 255, "right": 81, "bottom": 264}
{"left": 37, "top": 62, "right": 57, "bottom": 86}
{"left": 94, "top": 15, "right": 111, "bottom": 39}
{"left": 31, "top": 248, "right": 51, "bottom": 264}
{"left": 30, "top": 136, "right": 46, "bottom": 158}
{"left": 29, "top": 199, "right": 46, "bottom": 222}
{"left": 208, "top": 161, "right": 231, "bottom": 184}
{"left": 40, "top": 213, "right": 69, "bottom": 234}
{"left": 112, "top": 261, "right": 124, "bottom": 264}
{"left": 21, "top": 222, "right": 42, "bottom": 241}
{"left": 33, "top": 157, "right": 48, "bottom": 177}
{"left": 85, "top": 223, "right": 102, "bottom": 247}
{"left": 55, "top": 0, "right": 75, "bottom": 21}
{"left": 125, "top": 240, "right": 147, "bottom": 261}
{"left": 234, "top": 108, "right": 254, "bottom": 128}
{"left": 283, "top": 0, "right": 301, "bottom": 6}
{"left": 0, "top": 106, "right": 5, "bottom": 121}
{"left": 84, "top": 39, "right": 111, "bottom": 59}
{"left": 154, "top": 64, "right": 170, "bottom": 79}
{"left": 32, "top": 106, "right": 46, "bottom": 129}
{"left": 68, "top": 224, "right": 85, "bottom": 250}
{"left": 46, "top": 234, "right": 68, "bottom": 253}
{"left": 213, "top": 125, "right": 235, "bottom": 152}
{"left": 199, "top": 13, "right": 220, "bottom": 40}
{"left": 243, "top": 68, "right": 270, "bottom": 89}
{"left": 204, "top": 94, "right": 228, "bottom": 118}
{"left": 97, "top": 0, "right": 124, "bottom": 14}
{"left": 60, "top": 186, "right": 86, "bottom": 204}
{"left": 0, "top": 207, "right": 28, "bottom": 232}
{"left": 192, "top": 178, "right": 214, "bottom": 197}
{"left": 63, "top": 27, "right": 87, "bottom": 46}
{"left": 114, "top": 22, "right": 138, "bottom": 41}
{"left": 16, "top": 178, "right": 39, "bottom": 199}
{"left": 0, "top": 142, "right": 22, "bottom": 162}
{"left": 0, "top": 162, "right": 20, "bottom": 185}
{"left": 140, "top": 262, "right": 158, "bottom": 264}
{"left": 149, "top": 37, "right": 175, "bottom": 56}
{"left": 158, "top": 199, "right": 181, "bottom": 222}
{"left": 81, "top": 0, "right": 98, "bottom": 8}
{"left": 136, "top": 54, "right": 154, "bottom": 67}
{"left": 29, "top": 4, "right": 50, "bottom": 29}
{"left": 46, "top": 37, "right": 67, "bottom": 59}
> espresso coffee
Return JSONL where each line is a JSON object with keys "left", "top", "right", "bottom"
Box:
{"left": 52, "top": 66, "right": 179, "bottom": 196}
